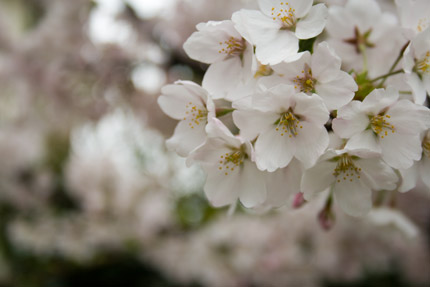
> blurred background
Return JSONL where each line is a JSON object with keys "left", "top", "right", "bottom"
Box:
{"left": 0, "top": 0, "right": 429, "bottom": 286}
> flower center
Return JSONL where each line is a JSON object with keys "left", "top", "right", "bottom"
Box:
{"left": 218, "top": 37, "right": 246, "bottom": 56}
{"left": 254, "top": 63, "right": 273, "bottom": 78}
{"left": 332, "top": 154, "right": 361, "bottom": 183}
{"left": 370, "top": 114, "right": 395, "bottom": 139}
{"left": 274, "top": 111, "right": 302, "bottom": 137}
{"left": 344, "top": 27, "right": 375, "bottom": 54}
{"left": 271, "top": 2, "right": 297, "bottom": 29}
{"left": 416, "top": 51, "right": 430, "bottom": 75}
{"left": 184, "top": 102, "right": 207, "bottom": 129}
{"left": 293, "top": 63, "right": 316, "bottom": 93}
{"left": 423, "top": 134, "right": 430, "bottom": 158}
{"left": 218, "top": 148, "right": 247, "bottom": 175}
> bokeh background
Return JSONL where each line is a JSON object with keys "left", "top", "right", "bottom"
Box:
{"left": 0, "top": 0, "right": 429, "bottom": 286}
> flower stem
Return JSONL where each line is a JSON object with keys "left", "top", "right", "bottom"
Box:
{"left": 359, "top": 44, "right": 368, "bottom": 73}
{"left": 378, "top": 41, "right": 410, "bottom": 87}
{"left": 369, "top": 69, "right": 403, "bottom": 83}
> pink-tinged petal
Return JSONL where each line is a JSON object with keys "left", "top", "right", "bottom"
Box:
{"left": 205, "top": 117, "right": 241, "bottom": 148}
{"left": 332, "top": 101, "right": 369, "bottom": 138}
{"left": 294, "top": 122, "right": 329, "bottom": 168}
{"left": 255, "top": 30, "right": 299, "bottom": 65}
{"left": 202, "top": 57, "right": 244, "bottom": 99}
{"left": 232, "top": 10, "right": 280, "bottom": 46}
{"left": 405, "top": 73, "right": 426, "bottom": 105}
{"left": 361, "top": 88, "right": 399, "bottom": 115}
{"left": 419, "top": 156, "right": 430, "bottom": 189}
{"left": 158, "top": 83, "right": 207, "bottom": 120}
{"left": 380, "top": 133, "right": 422, "bottom": 169}
{"left": 295, "top": 4, "right": 328, "bottom": 39}
{"left": 333, "top": 179, "right": 372, "bottom": 217}
{"left": 344, "top": 130, "right": 381, "bottom": 154}
{"left": 301, "top": 160, "right": 337, "bottom": 200}
{"left": 388, "top": 100, "right": 430, "bottom": 134}
{"left": 233, "top": 110, "right": 278, "bottom": 141}
{"left": 204, "top": 167, "right": 241, "bottom": 207}
{"left": 294, "top": 93, "right": 329, "bottom": 125}
{"left": 311, "top": 42, "right": 341, "bottom": 82}
{"left": 356, "top": 158, "right": 398, "bottom": 191}
{"left": 238, "top": 161, "right": 267, "bottom": 207}
{"left": 255, "top": 127, "right": 296, "bottom": 171}
{"left": 398, "top": 164, "right": 419, "bottom": 192}
{"left": 314, "top": 71, "right": 357, "bottom": 111}
{"left": 265, "top": 159, "right": 303, "bottom": 207}
{"left": 166, "top": 120, "right": 207, "bottom": 157}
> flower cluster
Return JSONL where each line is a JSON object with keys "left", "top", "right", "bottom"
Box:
{"left": 158, "top": 0, "right": 430, "bottom": 222}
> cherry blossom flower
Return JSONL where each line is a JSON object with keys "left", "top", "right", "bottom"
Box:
{"left": 183, "top": 20, "right": 253, "bottom": 98}
{"left": 233, "top": 84, "right": 329, "bottom": 171}
{"left": 157, "top": 81, "right": 215, "bottom": 157}
{"left": 302, "top": 148, "right": 398, "bottom": 217}
{"left": 403, "top": 27, "right": 430, "bottom": 105}
{"left": 332, "top": 87, "right": 430, "bottom": 169}
{"left": 190, "top": 117, "right": 267, "bottom": 207}
{"left": 259, "top": 42, "right": 357, "bottom": 110}
{"left": 325, "top": 0, "right": 406, "bottom": 78}
{"left": 232, "top": 0, "right": 328, "bottom": 65}
{"left": 190, "top": 117, "right": 302, "bottom": 208}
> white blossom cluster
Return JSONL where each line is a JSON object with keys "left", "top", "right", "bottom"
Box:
{"left": 158, "top": 0, "right": 430, "bottom": 219}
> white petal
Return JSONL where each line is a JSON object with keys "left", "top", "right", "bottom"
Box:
{"left": 388, "top": 100, "right": 430, "bottom": 134}
{"left": 380, "top": 133, "right": 422, "bottom": 169}
{"left": 238, "top": 161, "right": 267, "bottom": 207}
{"left": 287, "top": 0, "right": 313, "bottom": 18}
{"left": 356, "top": 158, "right": 399, "bottom": 191}
{"left": 295, "top": 4, "right": 328, "bottom": 39}
{"left": 232, "top": 10, "right": 279, "bottom": 46}
{"left": 311, "top": 42, "right": 341, "bottom": 83}
{"left": 255, "top": 30, "right": 299, "bottom": 65}
{"left": 314, "top": 71, "right": 357, "bottom": 111}
{"left": 361, "top": 88, "right": 399, "bottom": 115}
{"left": 332, "top": 101, "right": 369, "bottom": 138}
{"left": 294, "top": 122, "right": 329, "bottom": 168}
{"left": 333, "top": 179, "right": 372, "bottom": 217}
{"left": 271, "top": 51, "right": 311, "bottom": 78}
{"left": 301, "top": 159, "right": 337, "bottom": 200}
{"left": 293, "top": 93, "right": 329, "bottom": 125}
{"left": 204, "top": 167, "right": 241, "bottom": 207}
{"left": 233, "top": 110, "right": 278, "bottom": 141}
{"left": 167, "top": 120, "right": 207, "bottom": 157}
{"left": 158, "top": 83, "right": 207, "bottom": 120}
{"left": 398, "top": 164, "right": 419, "bottom": 192}
{"left": 265, "top": 159, "right": 303, "bottom": 207}
{"left": 202, "top": 57, "right": 244, "bottom": 99}
{"left": 345, "top": 0, "right": 381, "bottom": 33}
{"left": 344, "top": 129, "right": 381, "bottom": 154}
{"left": 205, "top": 117, "right": 241, "bottom": 148}
{"left": 255, "top": 127, "right": 296, "bottom": 171}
